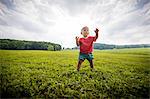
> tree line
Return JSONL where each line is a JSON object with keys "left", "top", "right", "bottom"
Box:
{"left": 94, "top": 43, "right": 150, "bottom": 50}
{"left": 72, "top": 43, "right": 150, "bottom": 50}
{"left": 0, "top": 39, "right": 61, "bottom": 51}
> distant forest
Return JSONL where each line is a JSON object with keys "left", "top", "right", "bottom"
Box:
{"left": 73, "top": 43, "right": 150, "bottom": 50}
{"left": 93, "top": 43, "right": 150, "bottom": 50}
{"left": 0, "top": 39, "right": 61, "bottom": 51}
{"left": 0, "top": 39, "right": 150, "bottom": 50}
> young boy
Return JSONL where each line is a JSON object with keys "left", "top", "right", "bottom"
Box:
{"left": 75, "top": 26, "right": 99, "bottom": 71}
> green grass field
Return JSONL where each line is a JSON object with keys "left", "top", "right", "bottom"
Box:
{"left": 1, "top": 48, "right": 150, "bottom": 98}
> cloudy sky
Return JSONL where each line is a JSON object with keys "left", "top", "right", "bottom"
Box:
{"left": 0, "top": 0, "right": 150, "bottom": 48}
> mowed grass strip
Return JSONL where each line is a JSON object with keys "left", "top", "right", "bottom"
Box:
{"left": 1, "top": 48, "right": 150, "bottom": 98}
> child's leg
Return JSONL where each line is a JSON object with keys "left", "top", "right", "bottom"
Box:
{"left": 77, "top": 59, "right": 84, "bottom": 71}
{"left": 88, "top": 59, "right": 94, "bottom": 69}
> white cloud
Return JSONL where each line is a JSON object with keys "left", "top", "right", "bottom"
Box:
{"left": 0, "top": 0, "right": 150, "bottom": 48}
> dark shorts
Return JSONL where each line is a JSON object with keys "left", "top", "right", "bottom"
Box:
{"left": 79, "top": 52, "right": 94, "bottom": 61}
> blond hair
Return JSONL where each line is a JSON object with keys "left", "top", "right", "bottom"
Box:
{"left": 81, "top": 26, "right": 89, "bottom": 31}
{"left": 81, "top": 26, "right": 89, "bottom": 34}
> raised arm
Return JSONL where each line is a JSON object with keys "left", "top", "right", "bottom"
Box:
{"left": 75, "top": 36, "right": 80, "bottom": 46}
{"left": 94, "top": 28, "right": 99, "bottom": 41}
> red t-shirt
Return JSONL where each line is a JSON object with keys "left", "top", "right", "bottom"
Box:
{"left": 79, "top": 36, "right": 96, "bottom": 54}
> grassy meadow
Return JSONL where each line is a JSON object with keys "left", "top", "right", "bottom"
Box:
{"left": 0, "top": 48, "right": 150, "bottom": 98}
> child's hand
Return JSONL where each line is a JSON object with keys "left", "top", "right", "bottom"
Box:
{"left": 94, "top": 28, "right": 99, "bottom": 34}
{"left": 75, "top": 36, "right": 80, "bottom": 46}
{"left": 75, "top": 36, "right": 79, "bottom": 41}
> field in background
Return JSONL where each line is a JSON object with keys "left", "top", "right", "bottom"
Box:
{"left": 1, "top": 48, "right": 150, "bottom": 98}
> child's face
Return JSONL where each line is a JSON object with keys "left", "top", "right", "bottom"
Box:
{"left": 81, "top": 27, "right": 89, "bottom": 37}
